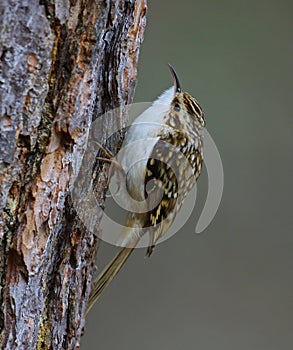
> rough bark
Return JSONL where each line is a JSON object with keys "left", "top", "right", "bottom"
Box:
{"left": 0, "top": 0, "right": 147, "bottom": 349}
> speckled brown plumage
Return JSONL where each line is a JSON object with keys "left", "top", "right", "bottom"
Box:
{"left": 142, "top": 89, "right": 205, "bottom": 255}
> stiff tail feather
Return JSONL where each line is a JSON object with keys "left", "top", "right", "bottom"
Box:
{"left": 86, "top": 247, "right": 134, "bottom": 315}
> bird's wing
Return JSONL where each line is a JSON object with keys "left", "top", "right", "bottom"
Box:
{"left": 143, "top": 128, "right": 189, "bottom": 255}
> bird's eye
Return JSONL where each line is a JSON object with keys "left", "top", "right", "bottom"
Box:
{"left": 174, "top": 103, "right": 181, "bottom": 112}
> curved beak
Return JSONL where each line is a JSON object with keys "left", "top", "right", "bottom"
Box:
{"left": 167, "top": 63, "right": 181, "bottom": 93}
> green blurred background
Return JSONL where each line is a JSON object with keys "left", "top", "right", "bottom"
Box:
{"left": 83, "top": 0, "right": 292, "bottom": 349}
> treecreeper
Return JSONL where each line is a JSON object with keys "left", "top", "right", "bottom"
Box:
{"left": 86, "top": 65, "right": 205, "bottom": 315}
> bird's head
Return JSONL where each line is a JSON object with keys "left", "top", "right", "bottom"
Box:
{"left": 168, "top": 64, "right": 205, "bottom": 128}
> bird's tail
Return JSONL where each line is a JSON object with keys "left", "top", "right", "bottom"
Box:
{"left": 86, "top": 246, "right": 135, "bottom": 315}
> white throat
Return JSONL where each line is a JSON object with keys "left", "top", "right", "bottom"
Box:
{"left": 153, "top": 86, "right": 174, "bottom": 107}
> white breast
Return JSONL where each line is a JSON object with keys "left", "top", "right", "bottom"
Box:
{"left": 118, "top": 87, "right": 174, "bottom": 202}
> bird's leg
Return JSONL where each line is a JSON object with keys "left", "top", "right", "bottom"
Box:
{"left": 94, "top": 141, "right": 124, "bottom": 193}
{"left": 94, "top": 140, "right": 115, "bottom": 161}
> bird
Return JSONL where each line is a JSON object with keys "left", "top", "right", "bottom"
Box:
{"left": 86, "top": 64, "right": 205, "bottom": 315}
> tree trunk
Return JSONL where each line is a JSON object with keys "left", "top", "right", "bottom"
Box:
{"left": 0, "top": 0, "right": 147, "bottom": 348}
